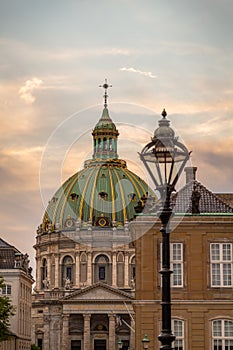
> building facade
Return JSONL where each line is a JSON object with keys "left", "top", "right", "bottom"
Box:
{"left": 32, "top": 86, "right": 154, "bottom": 350}
{"left": 0, "top": 238, "right": 34, "bottom": 350}
{"left": 133, "top": 165, "right": 233, "bottom": 349}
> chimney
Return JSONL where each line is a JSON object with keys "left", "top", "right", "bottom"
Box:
{"left": 184, "top": 166, "right": 197, "bottom": 184}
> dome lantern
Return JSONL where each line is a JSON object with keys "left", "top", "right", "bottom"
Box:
{"left": 92, "top": 79, "right": 119, "bottom": 160}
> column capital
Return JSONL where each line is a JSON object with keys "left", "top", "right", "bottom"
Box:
{"left": 108, "top": 314, "right": 116, "bottom": 320}
{"left": 62, "top": 313, "right": 70, "bottom": 321}
{"left": 84, "top": 313, "right": 91, "bottom": 320}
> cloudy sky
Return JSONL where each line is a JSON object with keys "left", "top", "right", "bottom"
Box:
{"left": 0, "top": 0, "right": 233, "bottom": 273}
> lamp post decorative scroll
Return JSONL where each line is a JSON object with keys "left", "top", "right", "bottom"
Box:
{"left": 139, "top": 109, "right": 191, "bottom": 350}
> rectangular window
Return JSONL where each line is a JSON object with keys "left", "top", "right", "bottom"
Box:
{"left": 37, "top": 338, "right": 43, "bottom": 349}
{"left": 172, "top": 319, "right": 184, "bottom": 350}
{"left": 172, "top": 242, "right": 183, "bottom": 287}
{"left": 211, "top": 243, "right": 232, "bottom": 287}
{"left": 160, "top": 243, "right": 183, "bottom": 287}
{"left": 1, "top": 284, "right": 12, "bottom": 295}
{"left": 99, "top": 266, "right": 105, "bottom": 280}
{"left": 71, "top": 340, "right": 81, "bottom": 350}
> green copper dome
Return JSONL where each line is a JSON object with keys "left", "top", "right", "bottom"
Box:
{"left": 41, "top": 82, "right": 153, "bottom": 232}
{"left": 42, "top": 158, "right": 150, "bottom": 231}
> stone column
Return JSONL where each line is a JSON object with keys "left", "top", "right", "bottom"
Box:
{"left": 75, "top": 252, "right": 80, "bottom": 288}
{"left": 87, "top": 253, "right": 92, "bottom": 285}
{"left": 84, "top": 314, "right": 91, "bottom": 350}
{"left": 61, "top": 314, "right": 69, "bottom": 350}
{"left": 108, "top": 314, "right": 116, "bottom": 350}
{"left": 54, "top": 254, "right": 59, "bottom": 288}
{"left": 47, "top": 255, "right": 51, "bottom": 287}
{"left": 112, "top": 252, "right": 117, "bottom": 287}
{"left": 43, "top": 314, "right": 50, "bottom": 350}
{"left": 124, "top": 253, "right": 129, "bottom": 288}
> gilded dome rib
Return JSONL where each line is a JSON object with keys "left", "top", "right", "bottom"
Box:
{"left": 120, "top": 168, "right": 142, "bottom": 198}
{"left": 89, "top": 166, "right": 103, "bottom": 221}
{"left": 78, "top": 167, "right": 97, "bottom": 220}
{"left": 108, "top": 166, "right": 116, "bottom": 222}
{"left": 112, "top": 167, "right": 127, "bottom": 223}
{"left": 51, "top": 171, "right": 82, "bottom": 225}
{"left": 125, "top": 168, "right": 148, "bottom": 194}
{"left": 59, "top": 170, "right": 85, "bottom": 226}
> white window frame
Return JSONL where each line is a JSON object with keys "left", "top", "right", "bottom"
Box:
{"left": 171, "top": 243, "right": 183, "bottom": 288}
{"left": 210, "top": 243, "right": 232, "bottom": 287}
{"left": 172, "top": 319, "right": 185, "bottom": 350}
{"left": 1, "top": 284, "right": 12, "bottom": 295}
{"left": 212, "top": 319, "right": 233, "bottom": 350}
{"left": 160, "top": 243, "right": 184, "bottom": 288}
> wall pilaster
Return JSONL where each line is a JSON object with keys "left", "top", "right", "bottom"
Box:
{"left": 124, "top": 253, "right": 129, "bottom": 288}
{"left": 108, "top": 314, "right": 116, "bottom": 350}
{"left": 61, "top": 314, "right": 69, "bottom": 350}
{"left": 84, "top": 314, "right": 91, "bottom": 350}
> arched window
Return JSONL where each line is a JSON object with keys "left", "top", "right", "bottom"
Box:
{"left": 212, "top": 319, "right": 233, "bottom": 350}
{"left": 117, "top": 253, "right": 124, "bottom": 287}
{"left": 62, "top": 255, "right": 74, "bottom": 287}
{"left": 130, "top": 256, "right": 136, "bottom": 287}
{"left": 172, "top": 319, "right": 184, "bottom": 350}
{"left": 41, "top": 258, "right": 47, "bottom": 289}
{"left": 80, "top": 253, "right": 87, "bottom": 283}
{"left": 109, "top": 138, "right": 112, "bottom": 150}
{"left": 94, "top": 255, "right": 111, "bottom": 284}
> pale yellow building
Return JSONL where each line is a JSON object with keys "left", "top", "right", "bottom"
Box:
{"left": 0, "top": 238, "right": 34, "bottom": 350}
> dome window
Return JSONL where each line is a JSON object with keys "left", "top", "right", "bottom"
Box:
{"left": 101, "top": 173, "right": 106, "bottom": 178}
{"left": 51, "top": 197, "right": 58, "bottom": 203}
{"left": 128, "top": 193, "right": 136, "bottom": 202}
{"left": 99, "top": 191, "right": 108, "bottom": 200}
{"left": 70, "top": 193, "right": 79, "bottom": 201}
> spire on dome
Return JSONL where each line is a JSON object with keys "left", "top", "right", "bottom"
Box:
{"left": 99, "top": 79, "right": 112, "bottom": 108}
{"left": 92, "top": 79, "right": 119, "bottom": 160}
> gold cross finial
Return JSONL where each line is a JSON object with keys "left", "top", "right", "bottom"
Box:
{"left": 99, "top": 79, "right": 112, "bottom": 108}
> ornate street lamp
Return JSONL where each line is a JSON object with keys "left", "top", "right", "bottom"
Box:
{"left": 139, "top": 109, "right": 190, "bottom": 350}
{"left": 142, "top": 334, "right": 150, "bottom": 350}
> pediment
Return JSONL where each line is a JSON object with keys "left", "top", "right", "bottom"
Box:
{"left": 62, "top": 283, "right": 133, "bottom": 301}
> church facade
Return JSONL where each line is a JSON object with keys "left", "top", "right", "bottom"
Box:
{"left": 31, "top": 83, "right": 153, "bottom": 350}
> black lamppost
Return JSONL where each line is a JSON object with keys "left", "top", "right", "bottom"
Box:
{"left": 139, "top": 109, "right": 190, "bottom": 350}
